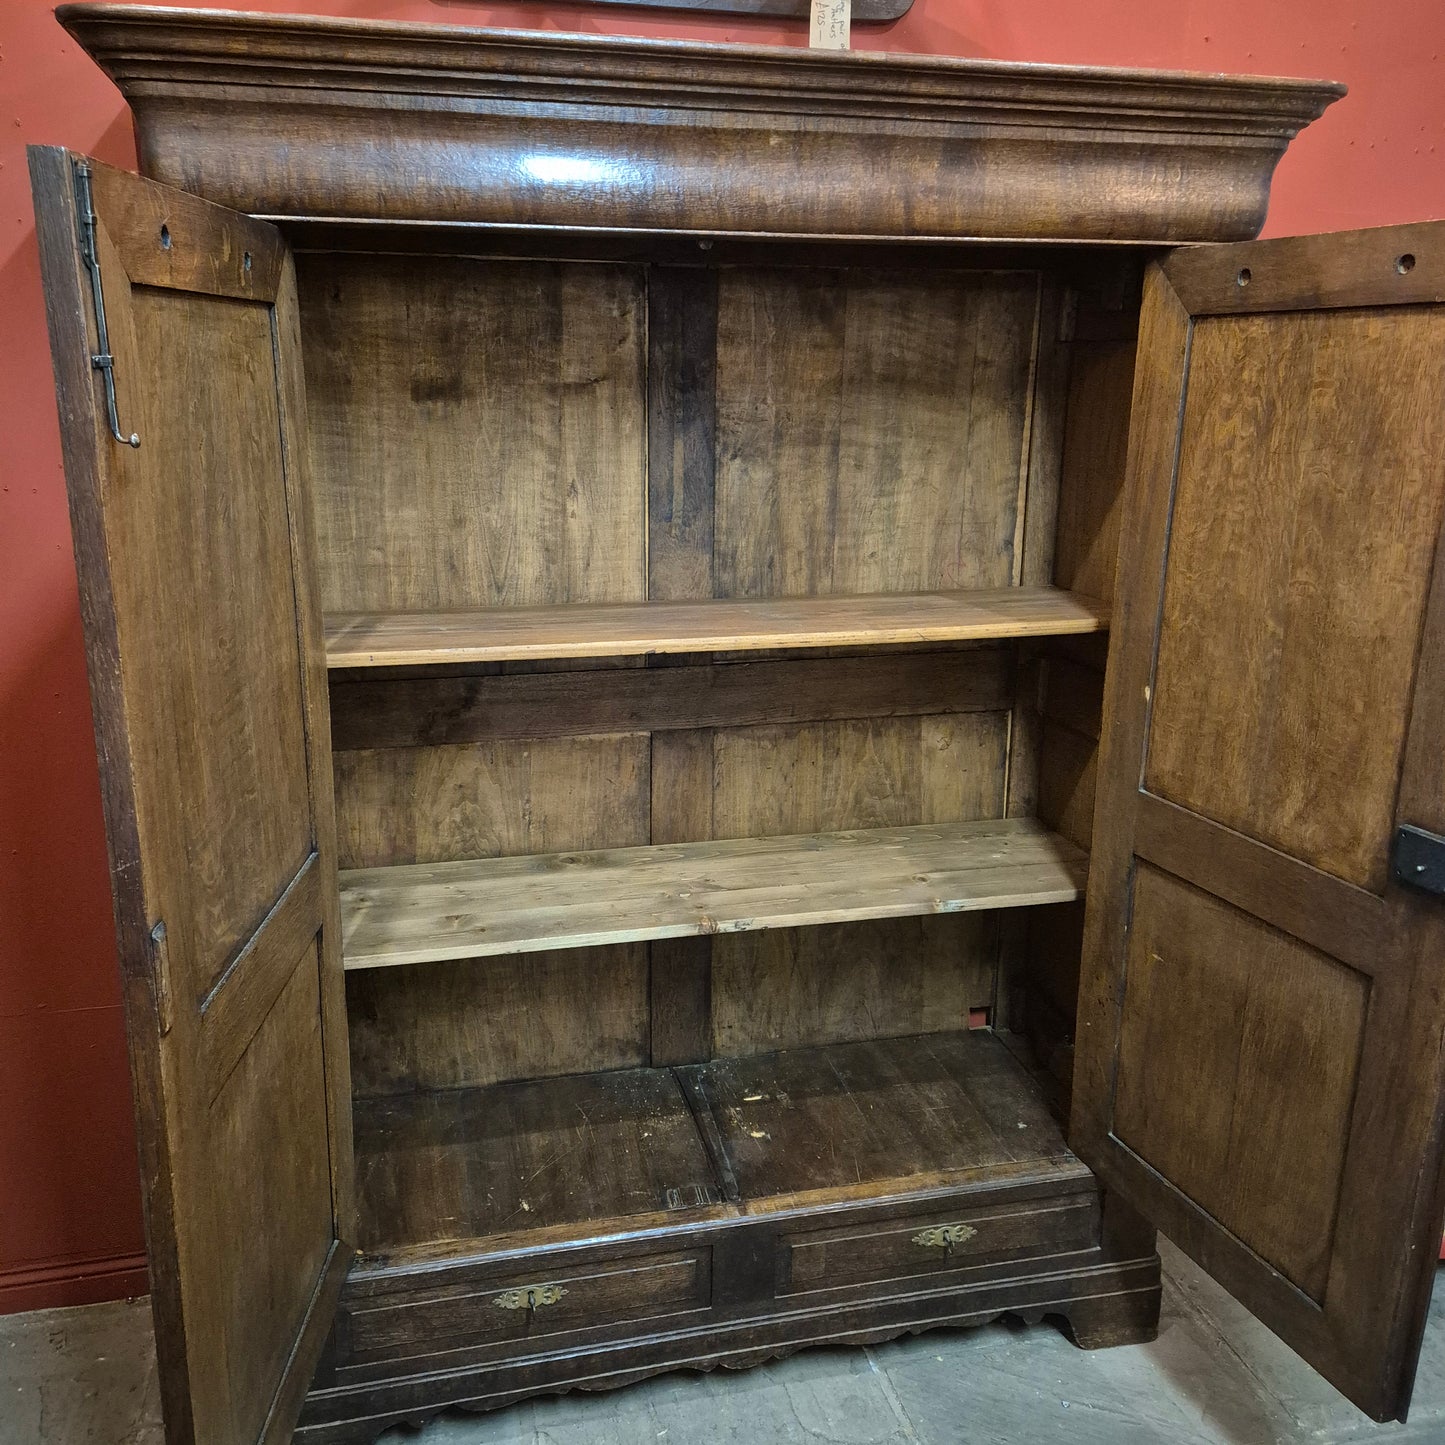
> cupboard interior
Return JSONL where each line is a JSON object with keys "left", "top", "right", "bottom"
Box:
{"left": 294, "top": 244, "right": 1141, "bottom": 1263}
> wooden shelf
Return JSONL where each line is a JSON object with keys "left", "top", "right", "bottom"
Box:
{"left": 324, "top": 587, "right": 1109, "bottom": 669}
{"left": 340, "top": 818, "right": 1088, "bottom": 971}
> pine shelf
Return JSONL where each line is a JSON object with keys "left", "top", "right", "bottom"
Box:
{"left": 324, "top": 586, "right": 1109, "bottom": 669}
{"left": 339, "top": 818, "right": 1088, "bottom": 971}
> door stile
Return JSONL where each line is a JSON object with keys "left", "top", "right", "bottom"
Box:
{"left": 1071, "top": 267, "right": 1192, "bottom": 1149}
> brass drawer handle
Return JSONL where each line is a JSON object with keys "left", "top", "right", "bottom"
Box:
{"left": 493, "top": 1284, "right": 568, "bottom": 1312}
{"left": 912, "top": 1223, "right": 977, "bottom": 1256}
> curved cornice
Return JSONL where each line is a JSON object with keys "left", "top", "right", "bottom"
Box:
{"left": 59, "top": 4, "right": 1345, "bottom": 242}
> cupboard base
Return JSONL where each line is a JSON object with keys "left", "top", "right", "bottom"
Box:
{"left": 296, "top": 1237, "right": 1160, "bottom": 1443}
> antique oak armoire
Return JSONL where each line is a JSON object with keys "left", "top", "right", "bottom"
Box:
{"left": 28, "top": 5, "right": 1445, "bottom": 1442}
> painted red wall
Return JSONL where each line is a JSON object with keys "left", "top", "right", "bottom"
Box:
{"left": 1, "top": 0, "right": 1443, "bottom": 1313}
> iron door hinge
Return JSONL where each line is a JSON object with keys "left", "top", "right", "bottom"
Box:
{"left": 1393, "top": 825, "right": 1445, "bottom": 898}
{"left": 73, "top": 159, "right": 140, "bottom": 449}
{"left": 150, "top": 920, "right": 174, "bottom": 1036}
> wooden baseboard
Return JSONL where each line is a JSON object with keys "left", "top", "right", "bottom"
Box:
{"left": 0, "top": 1251, "right": 149, "bottom": 1315}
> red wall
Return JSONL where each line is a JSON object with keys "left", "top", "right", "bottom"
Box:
{"left": 2, "top": 0, "right": 1443, "bottom": 1313}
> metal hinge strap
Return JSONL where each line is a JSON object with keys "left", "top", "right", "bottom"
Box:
{"left": 73, "top": 160, "right": 140, "bottom": 449}
{"left": 1393, "top": 824, "right": 1445, "bottom": 898}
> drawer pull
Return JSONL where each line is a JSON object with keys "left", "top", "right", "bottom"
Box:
{"left": 911, "top": 1223, "right": 977, "bottom": 1256}
{"left": 493, "top": 1285, "right": 568, "bottom": 1313}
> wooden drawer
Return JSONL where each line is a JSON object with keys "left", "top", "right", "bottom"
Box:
{"left": 344, "top": 1249, "right": 711, "bottom": 1363}
{"left": 779, "top": 1193, "right": 1099, "bottom": 1295}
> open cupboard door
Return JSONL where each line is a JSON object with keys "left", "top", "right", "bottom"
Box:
{"left": 1073, "top": 221, "right": 1445, "bottom": 1422}
{"left": 29, "top": 149, "right": 352, "bottom": 1445}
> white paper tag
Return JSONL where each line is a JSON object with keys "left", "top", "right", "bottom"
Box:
{"left": 810, "top": 0, "right": 850, "bottom": 50}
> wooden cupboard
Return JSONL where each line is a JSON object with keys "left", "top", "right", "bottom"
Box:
{"left": 28, "top": 7, "right": 1445, "bottom": 1442}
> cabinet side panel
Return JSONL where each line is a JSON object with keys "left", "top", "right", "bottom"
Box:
{"left": 296, "top": 255, "right": 646, "bottom": 613}
{"left": 1020, "top": 330, "right": 1135, "bottom": 1087}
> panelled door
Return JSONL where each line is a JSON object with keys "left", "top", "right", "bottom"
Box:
{"left": 29, "top": 148, "right": 352, "bottom": 1445}
{"left": 1073, "top": 221, "right": 1445, "bottom": 1422}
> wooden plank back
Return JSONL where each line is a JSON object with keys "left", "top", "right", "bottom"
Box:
{"left": 29, "top": 149, "right": 350, "bottom": 1445}
{"left": 1073, "top": 220, "right": 1445, "bottom": 1423}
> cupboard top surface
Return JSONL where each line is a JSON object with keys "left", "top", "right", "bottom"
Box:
{"left": 60, "top": 3, "right": 1342, "bottom": 242}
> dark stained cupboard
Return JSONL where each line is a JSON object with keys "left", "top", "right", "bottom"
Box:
{"left": 28, "top": 7, "right": 1445, "bottom": 1443}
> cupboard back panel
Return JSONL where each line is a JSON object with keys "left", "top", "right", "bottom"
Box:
{"left": 710, "top": 915, "right": 998, "bottom": 1057}
{"left": 679, "top": 710, "right": 1010, "bottom": 1057}
{"left": 713, "top": 268, "right": 1041, "bottom": 598}
{"left": 1145, "top": 307, "right": 1445, "bottom": 894}
{"left": 346, "top": 946, "right": 649, "bottom": 1098}
{"left": 296, "top": 255, "right": 647, "bottom": 613}
{"left": 333, "top": 734, "right": 651, "bottom": 869}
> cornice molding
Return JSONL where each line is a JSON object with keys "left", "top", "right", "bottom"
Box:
{"left": 60, "top": 5, "right": 1345, "bottom": 242}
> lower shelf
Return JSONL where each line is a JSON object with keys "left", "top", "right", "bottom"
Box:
{"left": 352, "top": 1029, "right": 1087, "bottom": 1257}
{"left": 340, "top": 818, "right": 1088, "bottom": 970}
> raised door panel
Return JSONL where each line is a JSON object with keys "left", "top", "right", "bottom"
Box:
{"left": 30, "top": 149, "right": 350, "bottom": 1445}
{"left": 1074, "top": 222, "right": 1445, "bottom": 1422}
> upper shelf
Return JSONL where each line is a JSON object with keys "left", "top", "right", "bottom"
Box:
{"left": 324, "top": 586, "right": 1109, "bottom": 669}
{"left": 60, "top": 5, "right": 1342, "bottom": 244}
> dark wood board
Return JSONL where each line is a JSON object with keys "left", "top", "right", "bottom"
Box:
{"left": 679, "top": 1030, "right": 1085, "bottom": 1208}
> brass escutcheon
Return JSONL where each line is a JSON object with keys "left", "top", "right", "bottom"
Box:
{"left": 911, "top": 1223, "right": 977, "bottom": 1251}
{"left": 493, "top": 1284, "right": 568, "bottom": 1311}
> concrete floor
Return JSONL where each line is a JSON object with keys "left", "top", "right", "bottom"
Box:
{"left": 4, "top": 1241, "right": 1444, "bottom": 1445}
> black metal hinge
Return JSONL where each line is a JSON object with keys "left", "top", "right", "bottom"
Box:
{"left": 73, "top": 159, "right": 140, "bottom": 449}
{"left": 1392, "top": 825, "right": 1445, "bottom": 898}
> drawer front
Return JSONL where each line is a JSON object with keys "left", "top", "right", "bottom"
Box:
{"left": 346, "top": 1248, "right": 710, "bottom": 1362}
{"left": 780, "top": 1194, "right": 1099, "bottom": 1295}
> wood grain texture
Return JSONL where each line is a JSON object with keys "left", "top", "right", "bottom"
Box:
{"left": 323, "top": 587, "right": 1110, "bottom": 669}
{"left": 64, "top": 6, "right": 1341, "bottom": 242}
{"left": 1112, "top": 864, "right": 1367, "bottom": 1302}
{"left": 1073, "top": 226, "right": 1445, "bottom": 1424}
{"left": 272, "top": 246, "right": 357, "bottom": 1241}
{"left": 1052, "top": 340, "right": 1136, "bottom": 605}
{"left": 328, "top": 650, "right": 1012, "bottom": 751}
{"left": 710, "top": 715, "right": 1010, "bottom": 840}
{"left": 297, "top": 254, "right": 645, "bottom": 614}
{"left": 333, "top": 735, "right": 650, "bottom": 869}
{"left": 680, "top": 1030, "right": 1083, "bottom": 1210}
{"left": 710, "top": 916, "right": 997, "bottom": 1057}
{"left": 1071, "top": 264, "right": 1193, "bottom": 1157}
{"left": 649, "top": 937, "right": 713, "bottom": 1066}
{"left": 340, "top": 819, "right": 1088, "bottom": 969}
{"left": 714, "top": 269, "right": 1038, "bottom": 597}
{"left": 1145, "top": 306, "right": 1445, "bottom": 891}
{"left": 340, "top": 1248, "right": 711, "bottom": 1365}
{"left": 346, "top": 946, "right": 649, "bottom": 1098}
{"left": 353, "top": 1067, "right": 720, "bottom": 1251}
{"left": 29, "top": 150, "right": 344, "bottom": 1445}
{"left": 647, "top": 267, "right": 716, "bottom": 603}
{"left": 1163, "top": 220, "right": 1445, "bottom": 316}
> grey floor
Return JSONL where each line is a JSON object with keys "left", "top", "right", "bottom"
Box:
{"left": 4, "top": 1241, "right": 1445, "bottom": 1445}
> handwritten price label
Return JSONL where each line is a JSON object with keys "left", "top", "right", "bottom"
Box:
{"left": 809, "top": 0, "right": 850, "bottom": 50}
